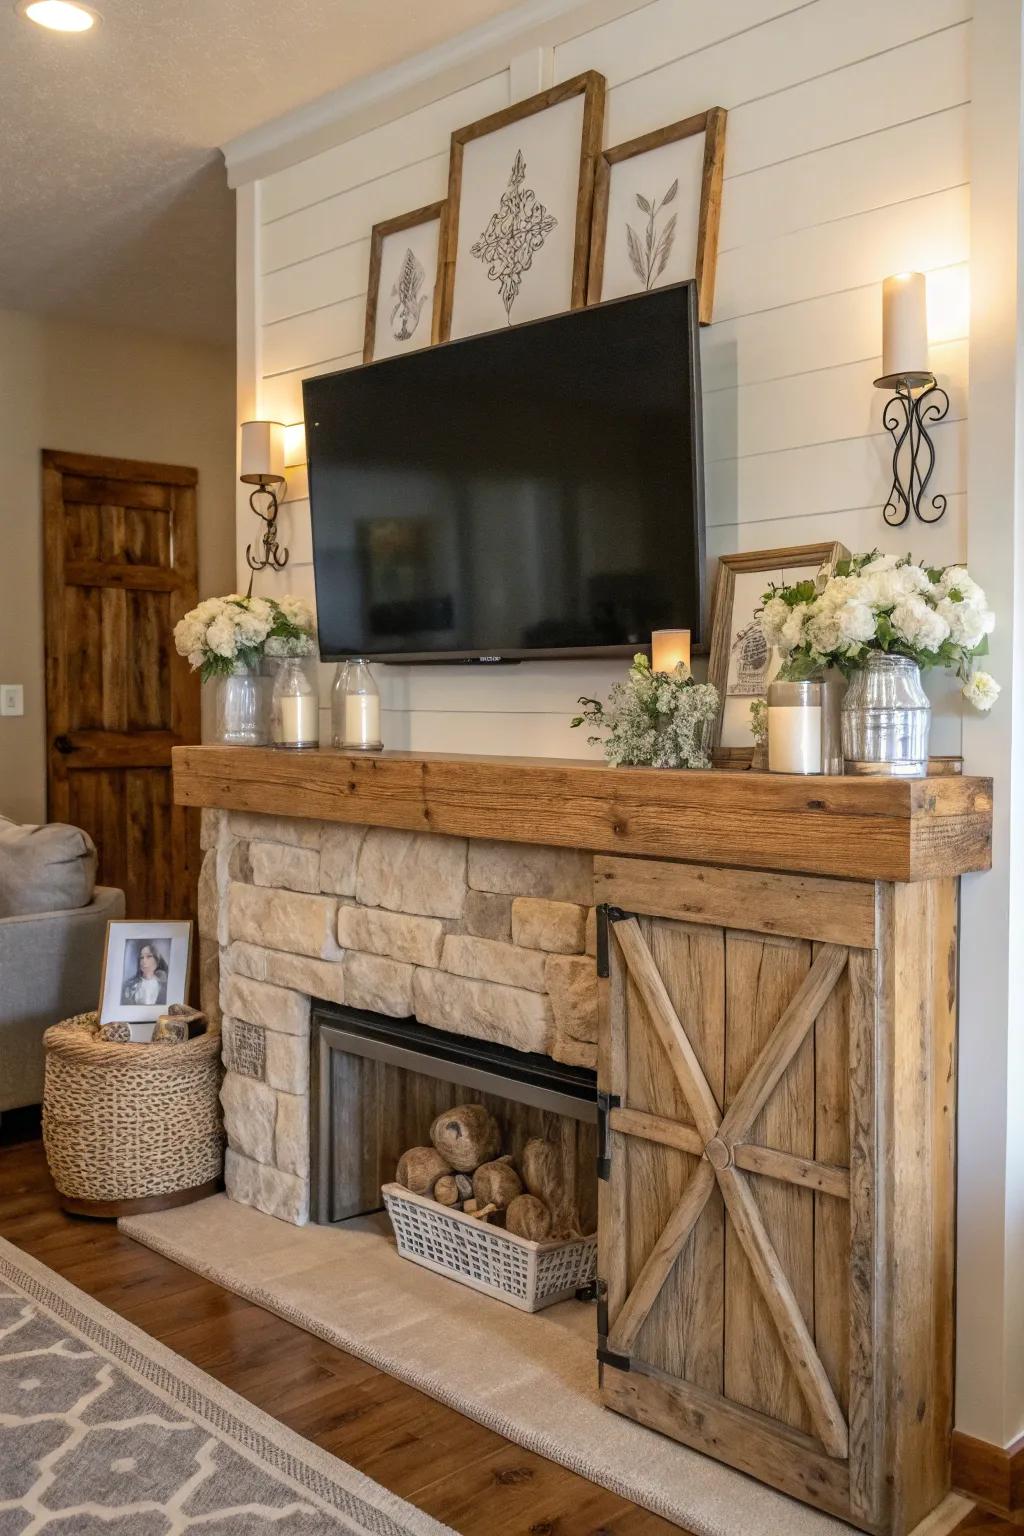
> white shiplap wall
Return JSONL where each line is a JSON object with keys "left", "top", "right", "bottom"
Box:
{"left": 242, "top": 0, "right": 971, "bottom": 756}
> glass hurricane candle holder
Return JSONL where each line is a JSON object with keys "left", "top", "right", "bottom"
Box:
{"left": 332, "top": 658, "right": 383, "bottom": 752}
{"left": 270, "top": 655, "right": 319, "bottom": 750}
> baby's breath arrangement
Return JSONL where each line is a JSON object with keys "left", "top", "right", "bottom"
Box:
{"left": 571, "top": 653, "right": 719, "bottom": 769}
{"left": 749, "top": 698, "right": 768, "bottom": 748}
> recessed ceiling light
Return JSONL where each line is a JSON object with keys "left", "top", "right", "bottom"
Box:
{"left": 16, "top": 0, "right": 100, "bottom": 31}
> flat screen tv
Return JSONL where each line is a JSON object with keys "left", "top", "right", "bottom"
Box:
{"left": 304, "top": 281, "right": 704, "bottom": 662}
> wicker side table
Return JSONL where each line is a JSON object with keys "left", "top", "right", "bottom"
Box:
{"left": 42, "top": 1012, "right": 224, "bottom": 1217}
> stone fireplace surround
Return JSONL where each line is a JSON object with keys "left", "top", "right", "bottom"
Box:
{"left": 198, "top": 808, "right": 599, "bottom": 1227}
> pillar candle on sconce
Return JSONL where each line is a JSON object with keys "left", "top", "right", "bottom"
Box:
{"left": 651, "top": 630, "right": 691, "bottom": 674}
{"left": 874, "top": 272, "right": 949, "bottom": 527}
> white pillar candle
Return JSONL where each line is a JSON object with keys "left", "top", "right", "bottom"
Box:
{"left": 279, "top": 691, "right": 318, "bottom": 746}
{"left": 881, "top": 272, "right": 928, "bottom": 379}
{"left": 344, "top": 692, "right": 381, "bottom": 748}
{"left": 651, "top": 629, "right": 691, "bottom": 673}
{"left": 768, "top": 705, "right": 822, "bottom": 775}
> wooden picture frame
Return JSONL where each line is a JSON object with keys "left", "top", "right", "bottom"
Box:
{"left": 438, "top": 71, "right": 606, "bottom": 342}
{"left": 707, "top": 541, "right": 849, "bottom": 765}
{"left": 363, "top": 200, "right": 446, "bottom": 364}
{"left": 588, "top": 108, "right": 727, "bottom": 325}
{"left": 98, "top": 918, "right": 194, "bottom": 1038}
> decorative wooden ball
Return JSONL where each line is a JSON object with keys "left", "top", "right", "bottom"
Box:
{"left": 152, "top": 1015, "right": 188, "bottom": 1045}
{"left": 430, "top": 1104, "right": 501, "bottom": 1172}
{"left": 472, "top": 1155, "right": 523, "bottom": 1212}
{"left": 505, "top": 1194, "right": 553, "bottom": 1241}
{"left": 434, "top": 1173, "right": 473, "bottom": 1208}
{"left": 396, "top": 1146, "right": 452, "bottom": 1197}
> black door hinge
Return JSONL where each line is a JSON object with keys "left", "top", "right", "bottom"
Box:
{"left": 596, "top": 1088, "right": 620, "bottom": 1180}
{"left": 594, "top": 1280, "right": 631, "bottom": 1372}
{"left": 595, "top": 904, "right": 627, "bottom": 978}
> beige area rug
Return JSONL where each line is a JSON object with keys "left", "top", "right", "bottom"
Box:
{"left": 0, "top": 1234, "right": 450, "bottom": 1535}
{"left": 119, "top": 1196, "right": 868, "bottom": 1536}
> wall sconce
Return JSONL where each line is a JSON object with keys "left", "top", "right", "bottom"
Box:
{"left": 240, "top": 420, "right": 288, "bottom": 583}
{"left": 284, "top": 421, "right": 307, "bottom": 468}
{"left": 874, "top": 272, "right": 949, "bottom": 526}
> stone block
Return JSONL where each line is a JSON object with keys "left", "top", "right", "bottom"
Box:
{"left": 222, "top": 974, "right": 310, "bottom": 1037}
{"left": 338, "top": 906, "right": 443, "bottom": 967}
{"left": 226, "top": 839, "right": 252, "bottom": 884}
{"left": 468, "top": 841, "right": 593, "bottom": 904}
{"left": 265, "top": 1031, "right": 309, "bottom": 1095}
{"left": 585, "top": 906, "right": 597, "bottom": 957}
{"left": 464, "top": 890, "right": 511, "bottom": 941}
{"left": 441, "top": 934, "right": 547, "bottom": 992}
{"left": 356, "top": 828, "right": 467, "bottom": 918}
{"left": 413, "top": 968, "right": 552, "bottom": 1056}
{"left": 511, "top": 897, "right": 586, "bottom": 954}
{"left": 275, "top": 1091, "right": 309, "bottom": 1178}
{"left": 228, "top": 882, "right": 340, "bottom": 960}
{"left": 222, "top": 1017, "right": 265, "bottom": 1081}
{"left": 250, "top": 841, "right": 320, "bottom": 894}
{"left": 197, "top": 850, "right": 218, "bottom": 941}
{"left": 545, "top": 953, "right": 598, "bottom": 1064}
{"left": 200, "top": 808, "right": 223, "bottom": 851}
{"left": 228, "top": 812, "right": 322, "bottom": 849}
{"left": 344, "top": 952, "right": 415, "bottom": 1018}
{"left": 198, "top": 938, "right": 221, "bottom": 1027}
{"left": 550, "top": 1033, "right": 597, "bottom": 1070}
{"left": 320, "top": 825, "right": 367, "bottom": 897}
{"left": 264, "top": 951, "right": 345, "bottom": 1005}
{"left": 225, "top": 1148, "right": 308, "bottom": 1225}
{"left": 220, "top": 1072, "right": 277, "bottom": 1165}
{"left": 223, "top": 942, "right": 267, "bottom": 981}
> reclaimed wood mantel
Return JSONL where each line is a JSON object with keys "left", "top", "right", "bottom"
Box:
{"left": 172, "top": 746, "right": 992, "bottom": 882}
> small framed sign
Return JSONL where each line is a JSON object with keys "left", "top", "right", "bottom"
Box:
{"left": 363, "top": 201, "right": 445, "bottom": 363}
{"left": 98, "top": 919, "right": 193, "bottom": 1040}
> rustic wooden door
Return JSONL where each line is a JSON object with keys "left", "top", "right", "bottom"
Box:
{"left": 42, "top": 449, "right": 200, "bottom": 919}
{"left": 593, "top": 857, "right": 957, "bottom": 1536}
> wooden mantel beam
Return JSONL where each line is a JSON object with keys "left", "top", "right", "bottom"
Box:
{"left": 171, "top": 746, "right": 992, "bottom": 883}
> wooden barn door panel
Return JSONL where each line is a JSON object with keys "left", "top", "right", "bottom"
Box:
{"left": 43, "top": 450, "right": 200, "bottom": 920}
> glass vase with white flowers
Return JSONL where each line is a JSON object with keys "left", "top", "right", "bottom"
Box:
{"left": 758, "top": 553, "right": 998, "bottom": 775}
{"left": 173, "top": 594, "right": 316, "bottom": 746}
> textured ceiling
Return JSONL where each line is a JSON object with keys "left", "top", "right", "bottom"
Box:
{"left": 1, "top": 0, "right": 523, "bottom": 343}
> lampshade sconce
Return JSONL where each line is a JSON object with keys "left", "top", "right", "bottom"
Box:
{"left": 874, "top": 273, "right": 949, "bottom": 527}
{"left": 240, "top": 420, "right": 288, "bottom": 585}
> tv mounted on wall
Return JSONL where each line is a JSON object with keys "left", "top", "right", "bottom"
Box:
{"left": 304, "top": 281, "right": 705, "bottom": 663}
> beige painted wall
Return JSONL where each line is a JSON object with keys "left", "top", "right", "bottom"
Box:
{"left": 0, "top": 308, "right": 235, "bottom": 826}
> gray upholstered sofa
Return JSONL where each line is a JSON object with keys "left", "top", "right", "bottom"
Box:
{"left": 0, "top": 818, "right": 124, "bottom": 1112}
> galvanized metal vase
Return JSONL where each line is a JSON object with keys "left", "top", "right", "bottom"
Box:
{"left": 841, "top": 653, "right": 930, "bottom": 776}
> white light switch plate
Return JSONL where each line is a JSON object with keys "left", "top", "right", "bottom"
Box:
{"left": 1, "top": 684, "right": 24, "bottom": 717}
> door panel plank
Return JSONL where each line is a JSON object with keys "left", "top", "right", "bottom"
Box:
{"left": 814, "top": 947, "right": 852, "bottom": 1420}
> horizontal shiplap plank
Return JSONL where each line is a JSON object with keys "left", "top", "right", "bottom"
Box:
{"left": 262, "top": 152, "right": 449, "bottom": 273}
{"left": 260, "top": 352, "right": 360, "bottom": 422}
{"left": 381, "top": 707, "right": 607, "bottom": 758}
{"left": 706, "top": 419, "right": 966, "bottom": 528}
{"left": 714, "top": 185, "right": 969, "bottom": 322}
{"left": 704, "top": 339, "right": 966, "bottom": 463}
{"left": 261, "top": 295, "right": 365, "bottom": 376}
{"left": 556, "top": 0, "right": 810, "bottom": 85}
{"left": 261, "top": 73, "right": 507, "bottom": 225}
{"left": 263, "top": 239, "right": 371, "bottom": 325}
{"left": 706, "top": 494, "right": 967, "bottom": 568}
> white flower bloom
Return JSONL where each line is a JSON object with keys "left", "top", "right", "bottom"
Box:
{"left": 936, "top": 596, "right": 995, "bottom": 650}
{"left": 779, "top": 602, "right": 810, "bottom": 652}
{"left": 759, "top": 596, "right": 791, "bottom": 648}
{"left": 188, "top": 649, "right": 205, "bottom": 671}
{"left": 889, "top": 595, "right": 950, "bottom": 653}
{"left": 812, "top": 574, "right": 865, "bottom": 613}
{"left": 277, "top": 594, "right": 314, "bottom": 630}
{"left": 206, "top": 613, "right": 240, "bottom": 658}
{"left": 235, "top": 607, "right": 272, "bottom": 645}
{"left": 834, "top": 600, "right": 878, "bottom": 649}
{"left": 962, "top": 670, "right": 1000, "bottom": 710}
{"left": 859, "top": 552, "right": 901, "bottom": 573}
{"left": 805, "top": 610, "right": 841, "bottom": 655}
{"left": 859, "top": 562, "right": 930, "bottom": 608}
{"left": 935, "top": 566, "right": 985, "bottom": 607}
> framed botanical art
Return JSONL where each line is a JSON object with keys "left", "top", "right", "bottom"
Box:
{"left": 707, "top": 541, "right": 849, "bottom": 764}
{"left": 438, "top": 71, "right": 605, "bottom": 342}
{"left": 588, "top": 108, "right": 727, "bottom": 325}
{"left": 98, "top": 919, "right": 193, "bottom": 1040}
{"left": 363, "top": 200, "right": 445, "bottom": 363}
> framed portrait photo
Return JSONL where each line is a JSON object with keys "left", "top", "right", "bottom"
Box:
{"left": 98, "top": 919, "right": 193, "bottom": 1040}
{"left": 707, "top": 541, "right": 849, "bottom": 764}
{"left": 439, "top": 71, "right": 605, "bottom": 342}
{"left": 363, "top": 200, "right": 445, "bottom": 363}
{"left": 588, "top": 108, "right": 727, "bottom": 325}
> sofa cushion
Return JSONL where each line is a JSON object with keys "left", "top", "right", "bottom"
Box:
{"left": 0, "top": 818, "right": 98, "bottom": 917}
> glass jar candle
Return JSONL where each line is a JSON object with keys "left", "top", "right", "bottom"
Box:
{"left": 270, "top": 656, "right": 319, "bottom": 749}
{"left": 332, "top": 658, "right": 383, "bottom": 752}
{"left": 766, "top": 679, "right": 842, "bottom": 775}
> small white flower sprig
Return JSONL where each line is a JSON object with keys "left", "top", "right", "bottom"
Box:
{"left": 173, "top": 594, "right": 316, "bottom": 682}
{"left": 571, "top": 653, "right": 720, "bottom": 768}
{"left": 758, "top": 552, "right": 1000, "bottom": 711}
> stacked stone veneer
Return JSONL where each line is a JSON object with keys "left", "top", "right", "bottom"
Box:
{"left": 198, "top": 809, "right": 598, "bottom": 1225}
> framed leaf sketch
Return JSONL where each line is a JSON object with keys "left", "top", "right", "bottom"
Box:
{"left": 707, "top": 541, "right": 849, "bottom": 764}
{"left": 363, "top": 201, "right": 445, "bottom": 363}
{"left": 438, "top": 72, "right": 605, "bottom": 342}
{"left": 588, "top": 108, "right": 727, "bottom": 325}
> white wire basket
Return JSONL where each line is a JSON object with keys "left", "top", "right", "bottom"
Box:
{"left": 381, "top": 1183, "right": 597, "bottom": 1312}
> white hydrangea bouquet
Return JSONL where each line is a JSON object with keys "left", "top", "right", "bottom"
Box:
{"left": 759, "top": 552, "right": 999, "bottom": 711}
{"left": 173, "top": 594, "right": 316, "bottom": 682}
{"left": 571, "top": 653, "right": 720, "bottom": 768}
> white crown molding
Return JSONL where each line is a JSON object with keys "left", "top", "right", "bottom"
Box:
{"left": 221, "top": 0, "right": 651, "bottom": 188}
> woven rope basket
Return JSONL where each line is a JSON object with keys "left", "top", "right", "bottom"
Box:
{"left": 43, "top": 1012, "right": 224, "bottom": 1210}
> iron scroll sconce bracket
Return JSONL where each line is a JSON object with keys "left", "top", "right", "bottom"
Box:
{"left": 875, "top": 370, "right": 950, "bottom": 528}
{"left": 244, "top": 481, "right": 289, "bottom": 594}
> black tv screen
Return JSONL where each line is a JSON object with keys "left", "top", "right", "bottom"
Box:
{"left": 304, "top": 282, "right": 704, "bottom": 662}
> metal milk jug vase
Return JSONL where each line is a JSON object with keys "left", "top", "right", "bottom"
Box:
{"left": 841, "top": 652, "right": 931, "bottom": 777}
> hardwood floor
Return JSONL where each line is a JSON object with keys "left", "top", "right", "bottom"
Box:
{"left": 0, "top": 1128, "right": 1011, "bottom": 1536}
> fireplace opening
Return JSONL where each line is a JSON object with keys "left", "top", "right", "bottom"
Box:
{"left": 310, "top": 1002, "right": 598, "bottom": 1231}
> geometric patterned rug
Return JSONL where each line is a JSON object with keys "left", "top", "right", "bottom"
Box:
{"left": 0, "top": 1236, "right": 452, "bottom": 1535}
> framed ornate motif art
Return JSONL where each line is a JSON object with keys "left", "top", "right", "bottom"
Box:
{"left": 438, "top": 72, "right": 605, "bottom": 342}
{"left": 363, "top": 201, "right": 445, "bottom": 363}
